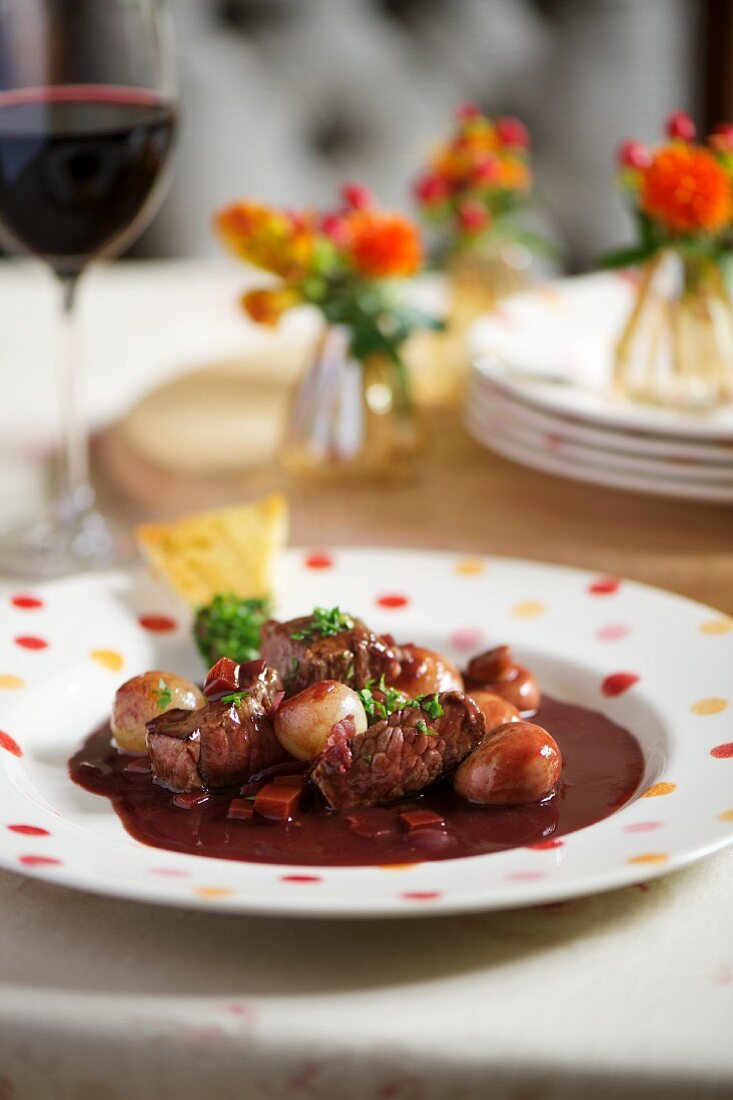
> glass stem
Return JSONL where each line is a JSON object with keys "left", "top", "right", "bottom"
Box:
{"left": 56, "top": 272, "right": 94, "bottom": 523}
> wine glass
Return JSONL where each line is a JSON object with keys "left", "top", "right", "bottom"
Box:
{"left": 0, "top": 0, "right": 177, "bottom": 576}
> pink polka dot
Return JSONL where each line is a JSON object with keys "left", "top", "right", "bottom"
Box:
{"left": 505, "top": 871, "right": 546, "bottom": 882}
{"left": 401, "top": 891, "right": 442, "bottom": 901}
{"left": 150, "top": 867, "right": 190, "bottom": 878}
{"left": 8, "top": 825, "right": 49, "bottom": 837}
{"left": 138, "top": 614, "right": 177, "bottom": 633}
{"left": 624, "top": 821, "right": 663, "bottom": 833}
{"left": 449, "top": 627, "right": 486, "bottom": 652}
{"left": 304, "top": 551, "right": 333, "bottom": 570}
{"left": 18, "top": 855, "right": 60, "bottom": 867}
{"left": 526, "top": 839, "right": 564, "bottom": 850}
{"left": 11, "top": 594, "right": 43, "bottom": 609}
{"left": 711, "top": 743, "right": 733, "bottom": 759}
{"left": 602, "top": 671, "right": 639, "bottom": 697}
{"left": 281, "top": 874, "right": 321, "bottom": 883}
{"left": 589, "top": 576, "right": 620, "bottom": 596}
{"left": 596, "top": 623, "right": 630, "bottom": 642}
{"left": 376, "top": 594, "right": 409, "bottom": 610}
{"left": 14, "top": 635, "right": 48, "bottom": 650}
{"left": 0, "top": 731, "right": 22, "bottom": 757}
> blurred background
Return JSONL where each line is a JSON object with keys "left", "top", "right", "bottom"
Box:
{"left": 130, "top": 0, "right": 726, "bottom": 269}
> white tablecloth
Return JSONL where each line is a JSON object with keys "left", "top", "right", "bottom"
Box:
{"left": 0, "top": 261, "right": 731, "bottom": 1100}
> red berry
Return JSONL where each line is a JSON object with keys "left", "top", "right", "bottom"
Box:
{"left": 413, "top": 173, "right": 448, "bottom": 204}
{"left": 457, "top": 200, "right": 489, "bottom": 231}
{"left": 495, "top": 116, "right": 530, "bottom": 148}
{"left": 473, "top": 156, "right": 500, "bottom": 184}
{"left": 666, "top": 111, "right": 696, "bottom": 142}
{"left": 320, "top": 212, "right": 350, "bottom": 246}
{"left": 618, "top": 140, "right": 651, "bottom": 170}
{"left": 340, "top": 182, "right": 373, "bottom": 210}
{"left": 456, "top": 101, "right": 481, "bottom": 121}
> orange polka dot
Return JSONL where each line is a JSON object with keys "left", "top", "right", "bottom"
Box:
{"left": 0, "top": 675, "right": 24, "bottom": 690}
{"left": 193, "top": 887, "right": 234, "bottom": 900}
{"left": 691, "top": 697, "right": 729, "bottom": 716}
{"left": 512, "top": 601, "right": 545, "bottom": 620}
{"left": 700, "top": 618, "right": 733, "bottom": 635}
{"left": 641, "top": 781, "right": 677, "bottom": 798}
{"left": 628, "top": 853, "right": 668, "bottom": 865}
{"left": 90, "top": 649, "right": 125, "bottom": 672}
{"left": 717, "top": 809, "right": 733, "bottom": 822}
{"left": 454, "top": 559, "right": 486, "bottom": 577}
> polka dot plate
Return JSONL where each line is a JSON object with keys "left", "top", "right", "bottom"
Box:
{"left": 1, "top": 548, "right": 732, "bottom": 918}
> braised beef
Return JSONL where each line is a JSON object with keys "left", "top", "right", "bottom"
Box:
{"left": 146, "top": 694, "right": 286, "bottom": 792}
{"left": 310, "top": 690, "right": 485, "bottom": 810}
{"left": 260, "top": 615, "right": 401, "bottom": 696}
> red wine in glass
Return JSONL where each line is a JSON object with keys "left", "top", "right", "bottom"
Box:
{"left": 0, "top": 86, "right": 175, "bottom": 274}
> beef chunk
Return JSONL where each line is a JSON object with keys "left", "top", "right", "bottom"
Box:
{"left": 260, "top": 614, "right": 401, "bottom": 696}
{"left": 146, "top": 694, "right": 286, "bottom": 792}
{"left": 310, "top": 690, "right": 485, "bottom": 810}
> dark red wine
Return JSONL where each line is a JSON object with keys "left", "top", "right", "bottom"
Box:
{"left": 0, "top": 85, "right": 175, "bottom": 274}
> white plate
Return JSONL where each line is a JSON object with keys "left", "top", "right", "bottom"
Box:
{"left": 466, "top": 411, "right": 733, "bottom": 504}
{"left": 469, "top": 389, "right": 733, "bottom": 486}
{"left": 1, "top": 548, "right": 733, "bottom": 918}
{"left": 469, "top": 374, "right": 733, "bottom": 464}
{"left": 470, "top": 272, "right": 733, "bottom": 441}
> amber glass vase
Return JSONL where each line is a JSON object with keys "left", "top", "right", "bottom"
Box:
{"left": 407, "top": 243, "right": 529, "bottom": 406}
{"left": 614, "top": 250, "right": 733, "bottom": 409}
{"left": 280, "top": 324, "right": 424, "bottom": 481}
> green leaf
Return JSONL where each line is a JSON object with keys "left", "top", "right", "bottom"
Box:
{"left": 596, "top": 244, "right": 658, "bottom": 270}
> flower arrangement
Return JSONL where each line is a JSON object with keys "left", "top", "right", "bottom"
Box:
{"left": 604, "top": 111, "right": 733, "bottom": 268}
{"left": 412, "top": 102, "right": 535, "bottom": 257}
{"left": 215, "top": 184, "right": 438, "bottom": 371}
{"left": 607, "top": 112, "right": 733, "bottom": 408}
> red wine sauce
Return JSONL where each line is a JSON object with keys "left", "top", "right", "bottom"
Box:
{"left": 69, "top": 695, "right": 645, "bottom": 867}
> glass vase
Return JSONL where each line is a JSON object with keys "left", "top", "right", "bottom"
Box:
{"left": 280, "top": 324, "right": 424, "bottom": 482}
{"left": 407, "top": 241, "right": 530, "bottom": 406}
{"left": 613, "top": 250, "right": 733, "bottom": 410}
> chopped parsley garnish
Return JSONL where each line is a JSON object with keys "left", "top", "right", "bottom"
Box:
{"left": 415, "top": 719, "right": 428, "bottom": 735}
{"left": 358, "top": 674, "right": 409, "bottom": 723}
{"left": 194, "top": 593, "right": 272, "bottom": 665}
{"left": 221, "top": 690, "right": 249, "bottom": 707}
{"left": 151, "top": 678, "right": 172, "bottom": 711}
{"left": 291, "top": 606, "right": 354, "bottom": 641}
{"left": 364, "top": 753, "right": 373, "bottom": 765}
{"left": 421, "top": 694, "right": 444, "bottom": 721}
{"left": 288, "top": 657, "right": 300, "bottom": 679}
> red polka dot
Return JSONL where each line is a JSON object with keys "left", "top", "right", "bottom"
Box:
{"left": 505, "top": 871, "right": 546, "bottom": 882}
{"left": 449, "top": 627, "right": 486, "bottom": 652}
{"left": 602, "top": 671, "right": 639, "bottom": 697}
{"left": 401, "top": 891, "right": 442, "bottom": 901}
{"left": 624, "top": 821, "right": 662, "bottom": 833}
{"left": 589, "top": 576, "right": 620, "bottom": 596}
{"left": 711, "top": 742, "right": 733, "bottom": 759}
{"left": 11, "top": 594, "right": 43, "bottom": 609}
{"left": 18, "top": 855, "right": 60, "bottom": 867}
{"left": 280, "top": 874, "right": 321, "bottom": 883}
{"left": 138, "top": 614, "right": 177, "bottom": 633}
{"left": 376, "top": 594, "right": 409, "bottom": 610}
{"left": 0, "top": 731, "right": 22, "bottom": 757}
{"left": 596, "top": 623, "right": 630, "bottom": 643}
{"left": 8, "top": 825, "right": 49, "bottom": 836}
{"left": 14, "top": 635, "right": 48, "bottom": 650}
{"left": 304, "top": 551, "right": 333, "bottom": 570}
{"left": 526, "top": 839, "right": 564, "bottom": 850}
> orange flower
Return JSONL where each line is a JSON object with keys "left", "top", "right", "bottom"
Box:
{"left": 241, "top": 286, "right": 302, "bottom": 326}
{"left": 345, "top": 211, "right": 423, "bottom": 278}
{"left": 640, "top": 146, "right": 732, "bottom": 234}
{"left": 216, "top": 201, "right": 316, "bottom": 280}
{"left": 496, "top": 157, "right": 531, "bottom": 191}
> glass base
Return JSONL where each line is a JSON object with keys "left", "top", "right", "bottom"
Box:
{"left": 0, "top": 507, "right": 135, "bottom": 579}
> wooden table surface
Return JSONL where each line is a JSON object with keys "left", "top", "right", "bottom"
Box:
{"left": 98, "top": 401, "right": 733, "bottom": 616}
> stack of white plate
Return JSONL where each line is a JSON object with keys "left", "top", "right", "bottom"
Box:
{"left": 465, "top": 272, "right": 733, "bottom": 504}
